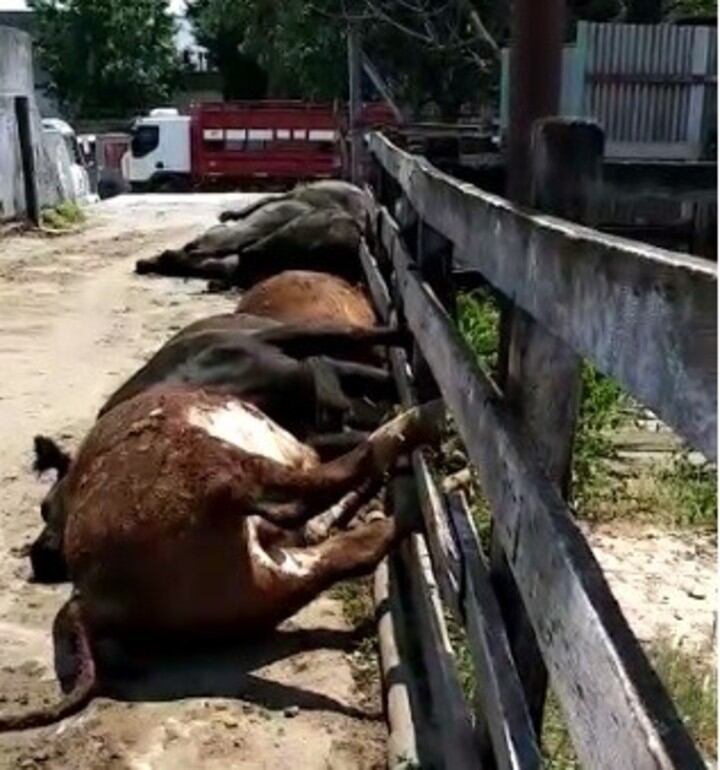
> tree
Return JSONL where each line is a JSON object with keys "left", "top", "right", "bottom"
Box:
{"left": 28, "top": 0, "right": 179, "bottom": 119}
{"left": 185, "top": 0, "right": 268, "bottom": 99}
{"left": 186, "top": 0, "right": 346, "bottom": 101}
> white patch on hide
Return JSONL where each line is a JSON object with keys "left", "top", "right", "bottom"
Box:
{"left": 186, "top": 400, "right": 317, "bottom": 469}
{"left": 246, "top": 517, "right": 320, "bottom": 579}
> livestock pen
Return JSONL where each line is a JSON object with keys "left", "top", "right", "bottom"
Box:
{"left": 356, "top": 124, "right": 716, "bottom": 769}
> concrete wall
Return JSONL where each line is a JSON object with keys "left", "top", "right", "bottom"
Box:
{"left": 0, "top": 11, "right": 61, "bottom": 117}
{"left": 0, "top": 25, "right": 64, "bottom": 220}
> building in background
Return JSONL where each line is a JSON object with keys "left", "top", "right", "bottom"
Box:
{"left": 0, "top": 25, "right": 76, "bottom": 219}
{"left": 0, "top": 8, "right": 59, "bottom": 116}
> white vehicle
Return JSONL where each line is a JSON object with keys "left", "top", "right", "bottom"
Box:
{"left": 42, "top": 118, "right": 95, "bottom": 203}
{"left": 122, "top": 108, "right": 192, "bottom": 191}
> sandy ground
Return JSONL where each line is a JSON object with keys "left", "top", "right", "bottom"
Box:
{"left": 0, "top": 195, "right": 385, "bottom": 770}
{"left": 583, "top": 522, "right": 716, "bottom": 652}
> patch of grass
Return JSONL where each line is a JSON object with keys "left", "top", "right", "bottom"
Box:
{"left": 41, "top": 201, "right": 85, "bottom": 230}
{"left": 651, "top": 637, "right": 717, "bottom": 759}
{"left": 331, "top": 577, "right": 379, "bottom": 697}
{"left": 542, "top": 692, "right": 581, "bottom": 770}
{"left": 542, "top": 639, "right": 717, "bottom": 768}
{"left": 331, "top": 576, "right": 374, "bottom": 628}
{"left": 571, "top": 363, "right": 630, "bottom": 511}
{"left": 457, "top": 288, "right": 717, "bottom": 531}
{"left": 571, "top": 366, "right": 716, "bottom": 529}
{"left": 456, "top": 290, "right": 499, "bottom": 372}
{"left": 446, "top": 613, "right": 475, "bottom": 701}
{"left": 656, "top": 454, "right": 717, "bottom": 529}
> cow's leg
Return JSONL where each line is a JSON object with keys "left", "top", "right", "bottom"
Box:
{"left": 252, "top": 476, "right": 377, "bottom": 549}
{"left": 303, "top": 478, "right": 380, "bottom": 543}
{"left": 250, "top": 516, "right": 413, "bottom": 628}
{"left": 258, "top": 326, "right": 411, "bottom": 360}
{"left": 306, "top": 430, "right": 369, "bottom": 460}
{"left": 135, "top": 249, "right": 187, "bottom": 275}
{"left": 202, "top": 401, "right": 441, "bottom": 538}
{"left": 346, "top": 399, "right": 388, "bottom": 430}
{"left": 219, "top": 194, "right": 289, "bottom": 223}
{"left": 324, "top": 359, "right": 394, "bottom": 401}
{"left": 239, "top": 400, "right": 443, "bottom": 527}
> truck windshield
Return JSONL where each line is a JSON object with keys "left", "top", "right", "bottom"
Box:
{"left": 131, "top": 125, "right": 159, "bottom": 158}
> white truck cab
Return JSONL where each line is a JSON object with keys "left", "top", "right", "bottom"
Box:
{"left": 122, "top": 108, "right": 192, "bottom": 190}
{"left": 42, "top": 118, "right": 94, "bottom": 203}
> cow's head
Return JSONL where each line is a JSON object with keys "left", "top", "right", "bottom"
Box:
{"left": 29, "top": 436, "right": 71, "bottom": 583}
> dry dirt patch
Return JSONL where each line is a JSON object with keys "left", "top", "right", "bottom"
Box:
{"left": 0, "top": 194, "right": 385, "bottom": 770}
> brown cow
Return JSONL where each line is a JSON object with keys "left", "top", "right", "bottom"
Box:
{"left": 0, "top": 387, "right": 442, "bottom": 731}
{"left": 236, "top": 271, "right": 376, "bottom": 329}
{"left": 29, "top": 316, "right": 405, "bottom": 584}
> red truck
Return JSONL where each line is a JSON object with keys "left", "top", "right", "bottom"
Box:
{"left": 122, "top": 100, "right": 399, "bottom": 191}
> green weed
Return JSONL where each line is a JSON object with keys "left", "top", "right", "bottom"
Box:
{"left": 456, "top": 290, "right": 499, "bottom": 372}
{"left": 41, "top": 201, "right": 85, "bottom": 230}
{"left": 542, "top": 638, "right": 717, "bottom": 768}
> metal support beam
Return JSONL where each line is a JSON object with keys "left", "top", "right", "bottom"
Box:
{"left": 14, "top": 96, "right": 40, "bottom": 226}
{"left": 361, "top": 52, "right": 403, "bottom": 122}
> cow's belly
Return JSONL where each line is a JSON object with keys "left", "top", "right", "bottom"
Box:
{"left": 66, "top": 390, "right": 324, "bottom": 637}
{"left": 76, "top": 516, "right": 320, "bottom": 638}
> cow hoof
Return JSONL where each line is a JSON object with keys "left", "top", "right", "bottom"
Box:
{"left": 206, "top": 279, "right": 232, "bottom": 294}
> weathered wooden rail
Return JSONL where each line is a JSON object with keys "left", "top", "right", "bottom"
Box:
{"left": 360, "top": 127, "right": 717, "bottom": 770}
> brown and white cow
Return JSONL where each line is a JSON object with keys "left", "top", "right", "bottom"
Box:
{"left": 0, "top": 387, "right": 443, "bottom": 731}
{"left": 29, "top": 315, "right": 405, "bottom": 584}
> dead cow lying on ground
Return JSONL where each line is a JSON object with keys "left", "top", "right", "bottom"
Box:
{"left": 29, "top": 317, "right": 403, "bottom": 583}
{"left": 218, "top": 180, "right": 374, "bottom": 232}
{"left": 98, "top": 316, "right": 397, "bottom": 425}
{"left": 235, "top": 271, "right": 376, "bottom": 329}
{"left": 135, "top": 181, "right": 373, "bottom": 285}
{"left": 0, "top": 387, "right": 442, "bottom": 732}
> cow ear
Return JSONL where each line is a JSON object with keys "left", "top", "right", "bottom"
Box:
{"left": 33, "top": 436, "right": 71, "bottom": 478}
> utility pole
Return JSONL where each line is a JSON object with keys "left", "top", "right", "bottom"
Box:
{"left": 15, "top": 96, "right": 40, "bottom": 226}
{"left": 347, "top": 21, "right": 362, "bottom": 183}
{"left": 506, "top": 0, "right": 565, "bottom": 204}
{"left": 492, "top": 0, "right": 568, "bottom": 740}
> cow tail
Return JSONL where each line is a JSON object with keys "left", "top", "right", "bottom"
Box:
{"left": 0, "top": 601, "right": 98, "bottom": 732}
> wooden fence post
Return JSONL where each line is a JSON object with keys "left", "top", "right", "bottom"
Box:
{"left": 490, "top": 118, "right": 605, "bottom": 735}
{"left": 412, "top": 219, "right": 455, "bottom": 402}
{"left": 347, "top": 22, "right": 362, "bottom": 184}
{"left": 14, "top": 96, "right": 40, "bottom": 226}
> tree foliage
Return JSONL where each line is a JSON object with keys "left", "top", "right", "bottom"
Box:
{"left": 187, "top": 0, "right": 497, "bottom": 117}
{"left": 187, "top": 0, "right": 716, "bottom": 118}
{"left": 28, "top": 0, "right": 179, "bottom": 118}
{"left": 186, "top": 0, "right": 346, "bottom": 101}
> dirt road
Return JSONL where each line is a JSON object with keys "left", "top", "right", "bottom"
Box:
{"left": 0, "top": 195, "right": 385, "bottom": 770}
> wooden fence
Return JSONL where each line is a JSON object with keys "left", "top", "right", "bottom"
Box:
{"left": 360, "top": 127, "right": 717, "bottom": 769}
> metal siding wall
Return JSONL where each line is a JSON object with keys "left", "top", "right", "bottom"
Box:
{"left": 580, "top": 21, "right": 714, "bottom": 159}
